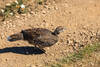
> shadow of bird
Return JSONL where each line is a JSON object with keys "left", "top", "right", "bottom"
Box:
{"left": 0, "top": 46, "right": 45, "bottom": 55}
{"left": 7, "top": 26, "right": 66, "bottom": 52}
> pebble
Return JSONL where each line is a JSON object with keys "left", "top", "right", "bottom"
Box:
{"left": 30, "top": 11, "right": 34, "bottom": 14}
{"left": 50, "top": 53, "right": 55, "bottom": 56}
{"left": 5, "top": 58, "right": 9, "bottom": 61}
{"left": 30, "top": 65, "right": 36, "bottom": 67}
{"left": 3, "top": 21, "right": 7, "bottom": 25}
{"left": 68, "top": 40, "right": 74, "bottom": 45}
{"left": 42, "top": 10, "right": 46, "bottom": 14}
{"left": 54, "top": 5, "right": 58, "bottom": 10}
{"left": 27, "top": 13, "right": 31, "bottom": 17}
{"left": 21, "top": 14, "right": 27, "bottom": 16}
{"left": 47, "top": 47, "right": 50, "bottom": 50}
{"left": 6, "top": 3, "right": 11, "bottom": 6}
{"left": 26, "top": 63, "right": 43, "bottom": 67}
{"left": 15, "top": 15, "right": 20, "bottom": 18}
{"left": 26, "top": 64, "right": 36, "bottom": 67}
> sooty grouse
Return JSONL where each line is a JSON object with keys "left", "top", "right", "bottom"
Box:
{"left": 7, "top": 26, "right": 66, "bottom": 52}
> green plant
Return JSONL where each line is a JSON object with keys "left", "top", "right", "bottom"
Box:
{"left": 61, "top": 43, "right": 100, "bottom": 63}
{"left": 49, "top": 42, "right": 100, "bottom": 67}
{"left": 0, "top": 0, "right": 28, "bottom": 21}
{"left": 51, "top": 64, "right": 62, "bottom": 67}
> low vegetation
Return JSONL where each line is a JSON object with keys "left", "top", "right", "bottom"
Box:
{"left": 49, "top": 42, "right": 100, "bottom": 67}
{"left": 0, "top": 0, "right": 28, "bottom": 21}
{"left": 0, "top": 0, "right": 47, "bottom": 21}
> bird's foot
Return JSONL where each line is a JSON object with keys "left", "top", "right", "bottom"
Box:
{"left": 41, "top": 49, "right": 46, "bottom": 53}
{"left": 41, "top": 49, "right": 47, "bottom": 55}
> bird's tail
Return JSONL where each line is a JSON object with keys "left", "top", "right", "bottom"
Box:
{"left": 7, "top": 32, "right": 23, "bottom": 42}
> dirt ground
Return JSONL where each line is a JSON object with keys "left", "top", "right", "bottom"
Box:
{"left": 0, "top": 0, "right": 100, "bottom": 67}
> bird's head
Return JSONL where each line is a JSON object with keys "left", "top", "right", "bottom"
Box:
{"left": 53, "top": 26, "right": 66, "bottom": 35}
{"left": 7, "top": 32, "right": 24, "bottom": 42}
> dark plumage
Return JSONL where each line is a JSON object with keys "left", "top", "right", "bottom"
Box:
{"left": 7, "top": 26, "right": 66, "bottom": 52}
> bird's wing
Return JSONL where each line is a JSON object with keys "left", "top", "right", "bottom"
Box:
{"left": 37, "top": 35, "right": 58, "bottom": 46}
{"left": 21, "top": 28, "right": 52, "bottom": 40}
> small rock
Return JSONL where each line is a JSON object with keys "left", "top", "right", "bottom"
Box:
{"left": 21, "top": 14, "right": 27, "bottom": 17}
{"left": 68, "top": 40, "right": 74, "bottom": 45}
{"left": 66, "top": 40, "right": 69, "bottom": 44}
{"left": 3, "top": 22, "right": 7, "bottom": 25}
{"left": 47, "top": 47, "right": 50, "bottom": 50}
{"left": 15, "top": 15, "right": 20, "bottom": 18}
{"left": 43, "top": 20, "right": 46, "bottom": 23}
{"left": 27, "top": 13, "right": 31, "bottom": 17}
{"left": 50, "top": 53, "right": 55, "bottom": 56}
{"left": 54, "top": 5, "right": 58, "bottom": 10}
{"left": 51, "top": 24, "right": 54, "bottom": 26}
{"left": 6, "top": 3, "right": 11, "bottom": 6}
{"left": 42, "top": 10, "right": 46, "bottom": 14}
{"left": 13, "top": 25, "right": 16, "bottom": 28}
{"left": 30, "top": 65, "right": 36, "bottom": 67}
{"left": 69, "top": 11, "right": 72, "bottom": 14}
{"left": 30, "top": 11, "right": 34, "bottom": 14}
{"left": 26, "top": 64, "right": 36, "bottom": 67}
{"left": 5, "top": 58, "right": 9, "bottom": 61}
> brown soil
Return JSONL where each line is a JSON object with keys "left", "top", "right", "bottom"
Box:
{"left": 0, "top": 0, "right": 100, "bottom": 67}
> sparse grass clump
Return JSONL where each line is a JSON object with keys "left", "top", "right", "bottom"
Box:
{"left": 61, "top": 43, "right": 100, "bottom": 63}
{"left": 0, "top": 0, "right": 28, "bottom": 21}
{"left": 49, "top": 42, "right": 100, "bottom": 67}
{"left": 51, "top": 64, "right": 62, "bottom": 67}
{"left": 0, "top": 0, "right": 48, "bottom": 21}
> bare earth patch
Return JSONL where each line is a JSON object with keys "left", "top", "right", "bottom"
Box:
{"left": 0, "top": 0, "right": 100, "bottom": 67}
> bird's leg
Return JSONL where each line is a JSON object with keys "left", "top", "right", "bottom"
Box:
{"left": 41, "top": 49, "right": 47, "bottom": 55}
{"left": 38, "top": 46, "right": 47, "bottom": 55}
{"left": 29, "top": 41, "right": 38, "bottom": 50}
{"left": 32, "top": 44, "right": 38, "bottom": 51}
{"left": 38, "top": 46, "right": 44, "bottom": 52}
{"left": 40, "top": 48, "right": 45, "bottom": 53}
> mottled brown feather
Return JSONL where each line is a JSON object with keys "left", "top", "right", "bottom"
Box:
{"left": 21, "top": 28, "right": 58, "bottom": 48}
{"left": 7, "top": 26, "right": 66, "bottom": 52}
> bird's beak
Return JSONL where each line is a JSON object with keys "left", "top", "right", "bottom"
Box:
{"left": 61, "top": 27, "right": 67, "bottom": 32}
{"left": 7, "top": 36, "right": 12, "bottom": 41}
{"left": 7, "top": 36, "right": 16, "bottom": 41}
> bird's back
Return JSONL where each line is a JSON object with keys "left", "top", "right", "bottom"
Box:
{"left": 22, "top": 28, "right": 58, "bottom": 47}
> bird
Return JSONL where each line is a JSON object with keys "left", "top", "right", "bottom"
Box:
{"left": 7, "top": 26, "right": 66, "bottom": 52}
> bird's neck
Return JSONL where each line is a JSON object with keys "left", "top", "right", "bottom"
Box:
{"left": 52, "top": 30, "right": 60, "bottom": 36}
{"left": 20, "top": 31, "right": 26, "bottom": 40}
{"left": 19, "top": 33, "right": 24, "bottom": 40}
{"left": 21, "top": 30, "right": 31, "bottom": 40}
